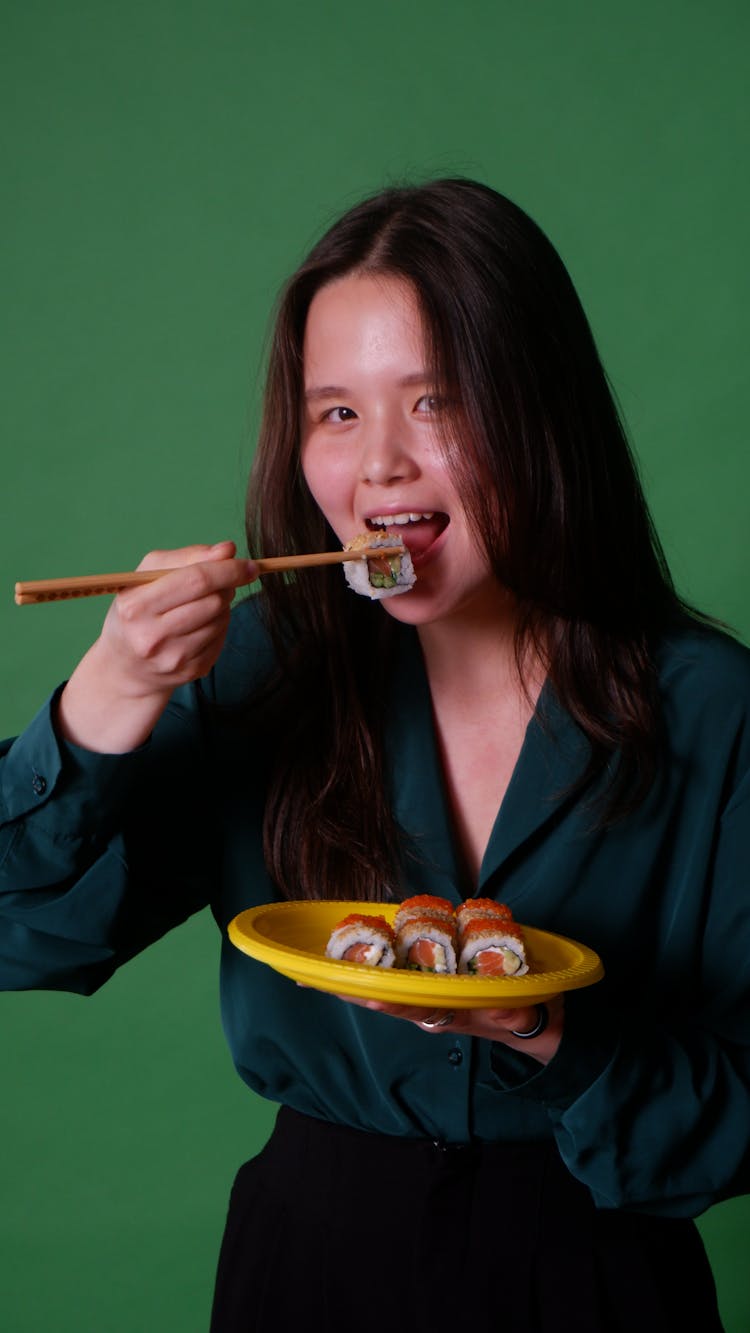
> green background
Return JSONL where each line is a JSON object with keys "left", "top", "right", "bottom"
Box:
{"left": 2, "top": 1, "right": 748, "bottom": 1328}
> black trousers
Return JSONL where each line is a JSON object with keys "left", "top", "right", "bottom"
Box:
{"left": 209, "top": 1107, "right": 723, "bottom": 1333}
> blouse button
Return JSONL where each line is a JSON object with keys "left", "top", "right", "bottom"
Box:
{"left": 31, "top": 773, "right": 47, "bottom": 795}
{"left": 448, "top": 1048, "right": 463, "bottom": 1066}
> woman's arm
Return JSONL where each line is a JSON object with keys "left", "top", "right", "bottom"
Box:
{"left": 0, "top": 542, "right": 257, "bottom": 994}
{"left": 489, "top": 784, "right": 750, "bottom": 1216}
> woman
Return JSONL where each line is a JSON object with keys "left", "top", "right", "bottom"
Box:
{"left": 2, "top": 180, "right": 748, "bottom": 1331}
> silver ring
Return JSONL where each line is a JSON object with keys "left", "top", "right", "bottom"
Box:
{"left": 421, "top": 1011, "right": 455, "bottom": 1029}
{"left": 509, "top": 1003, "right": 549, "bottom": 1040}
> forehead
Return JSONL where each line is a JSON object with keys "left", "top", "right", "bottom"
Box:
{"left": 303, "top": 273, "right": 426, "bottom": 380}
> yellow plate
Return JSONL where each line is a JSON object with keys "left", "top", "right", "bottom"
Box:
{"left": 228, "top": 901, "right": 604, "bottom": 1009}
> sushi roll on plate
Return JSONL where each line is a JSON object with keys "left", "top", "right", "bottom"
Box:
{"left": 395, "top": 914, "right": 458, "bottom": 974}
{"left": 325, "top": 913, "right": 396, "bottom": 968}
{"left": 457, "top": 916, "right": 529, "bottom": 977}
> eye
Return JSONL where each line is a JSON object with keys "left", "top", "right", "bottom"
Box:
{"left": 323, "top": 405, "right": 358, "bottom": 423}
{"left": 414, "top": 393, "right": 441, "bottom": 415}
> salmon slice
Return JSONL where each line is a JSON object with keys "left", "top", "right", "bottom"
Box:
{"left": 473, "top": 946, "right": 521, "bottom": 977}
{"left": 408, "top": 938, "right": 441, "bottom": 970}
{"left": 343, "top": 942, "right": 379, "bottom": 964}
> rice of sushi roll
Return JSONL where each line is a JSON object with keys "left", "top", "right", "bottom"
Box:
{"left": 395, "top": 914, "right": 458, "bottom": 973}
{"left": 325, "top": 913, "right": 396, "bottom": 967}
{"left": 343, "top": 530, "right": 416, "bottom": 600}
{"left": 457, "top": 916, "right": 529, "bottom": 977}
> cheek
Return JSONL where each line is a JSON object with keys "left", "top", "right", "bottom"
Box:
{"left": 300, "top": 446, "right": 327, "bottom": 509}
{"left": 300, "top": 444, "right": 352, "bottom": 527}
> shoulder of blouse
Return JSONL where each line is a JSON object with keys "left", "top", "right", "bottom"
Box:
{"left": 656, "top": 617, "right": 750, "bottom": 699}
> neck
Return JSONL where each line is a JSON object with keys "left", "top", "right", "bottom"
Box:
{"left": 414, "top": 590, "right": 545, "bottom": 889}
{"left": 417, "top": 587, "right": 531, "bottom": 699}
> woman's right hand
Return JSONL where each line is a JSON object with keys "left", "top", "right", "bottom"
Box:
{"left": 57, "top": 541, "right": 257, "bottom": 753}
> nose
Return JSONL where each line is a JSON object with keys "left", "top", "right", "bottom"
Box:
{"left": 358, "top": 416, "right": 419, "bottom": 486}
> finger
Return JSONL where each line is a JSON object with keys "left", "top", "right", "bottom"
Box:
{"left": 484, "top": 1008, "right": 529, "bottom": 1024}
{"left": 333, "top": 995, "right": 417, "bottom": 1018}
{"left": 155, "top": 609, "right": 232, "bottom": 668}
{"left": 333, "top": 993, "right": 387, "bottom": 1010}
{"left": 333, "top": 995, "right": 459, "bottom": 1027}
{"left": 149, "top": 586, "right": 236, "bottom": 640}
{"left": 136, "top": 541, "right": 237, "bottom": 571}
{"left": 492, "top": 1007, "right": 540, "bottom": 1036}
{"left": 119, "top": 557, "right": 254, "bottom": 618}
{"left": 487, "top": 993, "right": 562, "bottom": 1031}
{"left": 125, "top": 615, "right": 233, "bottom": 686}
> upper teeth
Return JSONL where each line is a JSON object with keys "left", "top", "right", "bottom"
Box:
{"left": 370, "top": 511, "right": 434, "bottom": 526}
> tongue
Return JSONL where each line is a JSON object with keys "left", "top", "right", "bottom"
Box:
{"left": 383, "top": 516, "right": 447, "bottom": 558}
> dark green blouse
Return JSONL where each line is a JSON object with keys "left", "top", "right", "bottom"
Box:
{"left": 2, "top": 599, "right": 749, "bottom": 1218}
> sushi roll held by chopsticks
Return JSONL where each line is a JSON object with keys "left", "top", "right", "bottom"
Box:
{"left": 343, "top": 530, "right": 416, "bottom": 600}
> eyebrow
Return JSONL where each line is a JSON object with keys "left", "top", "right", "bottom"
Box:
{"left": 304, "top": 372, "right": 431, "bottom": 401}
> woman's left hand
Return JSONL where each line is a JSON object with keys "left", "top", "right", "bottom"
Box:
{"left": 333, "top": 992, "right": 565, "bottom": 1066}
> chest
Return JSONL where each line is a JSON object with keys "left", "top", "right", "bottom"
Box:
{"left": 429, "top": 689, "right": 534, "bottom": 887}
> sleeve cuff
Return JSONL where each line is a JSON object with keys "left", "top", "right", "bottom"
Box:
{"left": 1, "top": 687, "right": 146, "bottom": 833}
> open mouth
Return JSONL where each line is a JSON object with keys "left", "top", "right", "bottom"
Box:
{"left": 365, "top": 512, "right": 449, "bottom": 565}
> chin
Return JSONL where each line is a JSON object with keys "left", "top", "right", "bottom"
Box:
{"left": 378, "top": 572, "right": 508, "bottom": 630}
{"left": 377, "top": 588, "right": 454, "bottom": 628}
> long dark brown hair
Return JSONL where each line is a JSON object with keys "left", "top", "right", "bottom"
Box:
{"left": 245, "top": 178, "right": 688, "bottom": 901}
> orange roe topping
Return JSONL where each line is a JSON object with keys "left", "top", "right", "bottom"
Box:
{"left": 399, "top": 895, "right": 455, "bottom": 916}
{"left": 458, "top": 898, "right": 513, "bottom": 919}
{"left": 332, "top": 913, "right": 395, "bottom": 941}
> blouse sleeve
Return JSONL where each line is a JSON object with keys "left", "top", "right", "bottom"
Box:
{"left": 489, "top": 772, "right": 750, "bottom": 1218}
{"left": 0, "top": 681, "right": 216, "bottom": 995}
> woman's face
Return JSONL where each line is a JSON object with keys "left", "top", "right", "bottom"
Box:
{"left": 300, "top": 272, "right": 500, "bottom": 628}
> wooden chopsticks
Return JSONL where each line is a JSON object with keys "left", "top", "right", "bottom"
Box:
{"left": 14, "top": 547, "right": 405, "bottom": 605}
